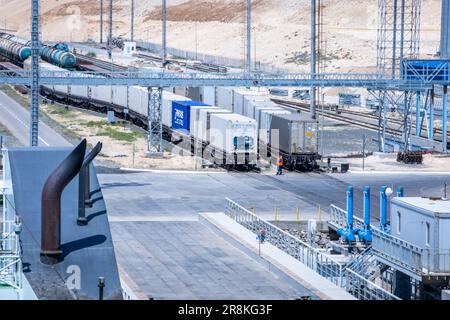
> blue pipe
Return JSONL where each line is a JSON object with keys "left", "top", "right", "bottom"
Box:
{"left": 380, "top": 186, "right": 388, "bottom": 232}
{"left": 358, "top": 187, "right": 372, "bottom": 243}
{"left": 363, "top": 187, "right": 370, "bottom": 227}
{"left": 443, "top": 85, "right": 448, "bottom": 153}
{"left": 347, "top": 186, "right": 354, "bottom": 227}
{"left": 397, "top": 186, "right": 404, "bottom": 198}
{"left": 337, "top": 186, "right": 356, "bottom": 243}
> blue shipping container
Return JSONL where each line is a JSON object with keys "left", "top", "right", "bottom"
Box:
{"left": 171, "top": 100, "right": 209, "bottom": 134}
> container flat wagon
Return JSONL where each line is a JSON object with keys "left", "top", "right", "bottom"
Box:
{"left": 207, "top": 113, "right": 258, "bottom": 168}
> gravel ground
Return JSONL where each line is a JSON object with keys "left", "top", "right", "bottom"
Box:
{"left": 283, "top": 228, "right": 331, "bottom": 249}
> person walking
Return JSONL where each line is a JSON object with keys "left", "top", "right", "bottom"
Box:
{"left": 276, "top": 155, "right": 283, "bottom": 176}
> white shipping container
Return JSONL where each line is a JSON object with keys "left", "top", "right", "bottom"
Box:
{"left": 33, "top": 61, "right": 69, "bottom": 95}
{"left": 233, "top": 88, "right": 270, "bottom": 116}
{"left": 174, "top": 86, "right": 187, "bottom": 96}
{"left": 198, "top": 108, "right": 232, "bottom": 142}
{"left": 112, "top": 86, "right": 129, "bottom": 107}
{"left": 161, "top": 91, "right": 191, "bottom": 127}
{"left": 254, "top": 105, "right": 284, "bottom": 124}
{"left": 216, "top": 87, "right": 236, "bottom": 111}
{"left": 209, "top": 113, "right": 258, "bottom": 155}
{"left": 92, "top": 86, "right": 112, "bottom": 104}
{"left": 259, "top": 109, "right": 291, "bottom": 144}
{"left": 190, "top": 106, "right": 218, "bottom": 141}
{"left": 201, "top": 87, "right": 216, "bottom": 106}
{"left": 128, "top": 86, "right": 146, "bottom": 114}
{"left": 245, "top": 100, "right": 278, "bottom": 119}
{"left": 70, "top": 85, "right": 88, "bottom": 98}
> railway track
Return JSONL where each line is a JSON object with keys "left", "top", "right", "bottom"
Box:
{"left": 75, "top": 53, "right": 129, "bottom": 77}
{"left": 340, "top": 108, "right": 446, "bottom": 137}
{"left": 134, "top": 52, "right": 227, "bottom": 73}
{"left": 272, "top": 99, "right": 402, "bottom": 136}
{"left": 272, "top": 98, "right": 447, "bottom": 144}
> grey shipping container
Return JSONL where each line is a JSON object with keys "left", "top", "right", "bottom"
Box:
{"left": 270, "top": 114, "right": 318, "bottom": 154}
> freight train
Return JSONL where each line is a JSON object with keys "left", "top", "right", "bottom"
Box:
{"left": 24, "top": 60, "right": 258, "bottom": 169}
{"left": 20, "top": 58, "right": 320, "bottom": 171}
{"left": 0, "top": 33, "right": 76, "bottom": 68}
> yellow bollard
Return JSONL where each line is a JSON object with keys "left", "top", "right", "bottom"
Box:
{"left": 296, "top": 208, "right": 300, "bottom": 223}
{"left": 274, "top": 207, "right": 278, "bottom": 225}
{"left": 318, "top": 205, "right": 322, "bottom": 221}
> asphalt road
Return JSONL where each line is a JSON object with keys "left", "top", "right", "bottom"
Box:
{"left": 0, "top": 90, "right": 70, "bottom": 147}
{"left": 99, "top": 170, "right": 450, "bottom": 224}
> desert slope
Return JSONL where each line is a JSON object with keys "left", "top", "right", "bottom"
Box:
{"left": 0, "top": 0, "right": 442, "bottom": 72}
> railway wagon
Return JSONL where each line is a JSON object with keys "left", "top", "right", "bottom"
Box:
{"left": 208, "top": 113, "right": 258, "bottom": 167}
{"left": 223, "top": 87, "right": 321, "bottom": 171}
{"left": 0, "top": 38, "right": 31, "bottom": 62}
{"left": 0, "top": 34, "right": 76, "bottom": 68}
{"left": 269, "top": 114, "right": 320, "bottom": 171}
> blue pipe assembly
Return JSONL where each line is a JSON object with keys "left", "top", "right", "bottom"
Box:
{"left": 337, "top": 186, "right": 357, "bottom": 243}
{"left": 379, "top": 186, "right": 389, "bottom": 233}
{"left": 357, "top": 187, "right": 372, "bottom": 243}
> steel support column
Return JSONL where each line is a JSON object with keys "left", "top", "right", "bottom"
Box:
{"left": 108, "top": 0, "right": 112, "bottom": 59}
{"left": 131, "top": 0, "right": 135, "bottom": 42}
{"left": 441, "top": 0, "right": 450, "bottom": 58}
{"left": 310, "top": 0, "right": 317, "bottom": 119}
{"left": 30, "top": 0, "right": 40, "bottom": 147}
{"left": 429, "top": 86, "right": 435, "bottom": 140}
{"left": 403, "top": 92, "right": 411, "bottom": 150}
{"left": 391, "top": 0, "right": 398, "bottom": 79}
{"left": 100, "top": 0, "right": 103, "bottom": 44}
{"left": 147, "top": 87, "right": 163, "bottom": 156}
{"left": 246, "top": 0, "right": 251, "bottom": 73}
{"left": 162, "top": 0, "right": 167, "bottom": 67}
{"left": 443, "top": 85, "right": 448, "bottom": 153}
{"left": 415, "top": 91, "right": 421, "bottom": 136}
{"left": 378, "top": 91, "right": 387, "bottom": 152}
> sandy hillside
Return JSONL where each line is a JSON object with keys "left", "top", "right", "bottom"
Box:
{"left": 0, "top": 0, "right": 442, "bottom": 72}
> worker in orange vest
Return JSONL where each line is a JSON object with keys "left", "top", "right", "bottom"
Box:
{"left": 276, "top": 155, "right": 283, "bottom": 176}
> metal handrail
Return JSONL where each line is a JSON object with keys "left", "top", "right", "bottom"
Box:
{"left": 372, "top": 229, "right": 450, "bottom": 275}
{"left": 345, "top": 269, "right": 400, "bottom": 300}
{"left": 1, "top": 153, "right": 23, "bottom": 292}
{"left": 372, "top": 229, "right": 423, "bottom": 275}
{"left": 329, "top": 205, "right": 366, "bottom": 230}
{"left": 225, "top": 198, "right": 346, "bottom": 287}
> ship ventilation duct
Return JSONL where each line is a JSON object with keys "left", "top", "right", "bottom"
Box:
{"left": 78, "top": 142, "right": 103, "bottom": 226}
{"left": 41, "top": 139, "right": 87, "bottom": 264}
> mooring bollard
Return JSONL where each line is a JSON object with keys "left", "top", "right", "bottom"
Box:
{"left": 98, "top": 277, "right": 105, "bottom": 300}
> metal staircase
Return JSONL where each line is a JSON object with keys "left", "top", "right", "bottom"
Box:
{"left": 345, "top": 246, "right": 398, "bottom": 300}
